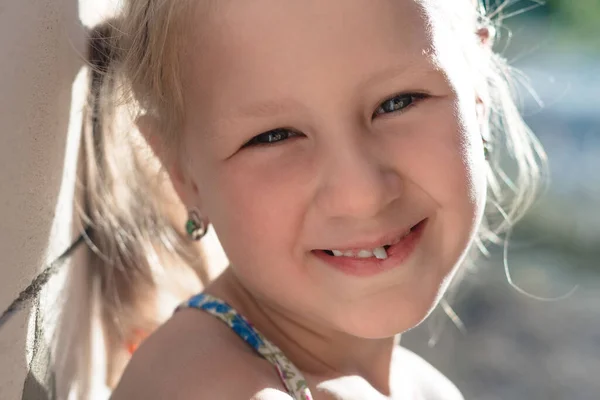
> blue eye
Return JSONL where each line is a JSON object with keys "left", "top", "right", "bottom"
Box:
{"left": 242, "top": 128, "right": 300, "bottom": 148}
{"left": 373, "top": 93, "right": 426, "bottom": 118}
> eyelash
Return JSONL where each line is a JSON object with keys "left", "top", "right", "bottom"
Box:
{"left": 242, "top": 92, "right": 427, "bottom": 148}
{"left": 372, "top": 92, "right": 428, "bottom": 118}
{"left": 241, "top": 128, "right": 301, "bottom": 148}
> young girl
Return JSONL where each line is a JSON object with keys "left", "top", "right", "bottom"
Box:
{"left": 58, "top": 0, "right": 545, "bottom": 398}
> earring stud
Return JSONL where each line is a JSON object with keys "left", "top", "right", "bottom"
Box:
{"left": 185, "top": 209, "right": 208, "bottom": 241}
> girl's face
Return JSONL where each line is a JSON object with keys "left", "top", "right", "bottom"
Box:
{"left": 178, "top": 0, "right": 487, "bottom": 338}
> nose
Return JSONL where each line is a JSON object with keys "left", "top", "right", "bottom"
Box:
{"left": 314, "top": 132, "right": 403, "bottom": 220}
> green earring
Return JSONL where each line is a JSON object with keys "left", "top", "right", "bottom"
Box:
{"left": 186, "top": 210, "right": 208, "bottom": 241}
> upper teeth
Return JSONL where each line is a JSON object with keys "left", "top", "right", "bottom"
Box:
{"left": 331, "top": 247, "right": 388, "bottom": 260}
{"left": 329, "top": 230, "right": 411, "bottom": 260}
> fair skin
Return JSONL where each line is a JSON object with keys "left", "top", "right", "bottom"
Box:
{"left": 113, "top": 0, "right": 488, "bottom": 398}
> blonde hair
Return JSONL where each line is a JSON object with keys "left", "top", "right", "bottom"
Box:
{"left": 53, "top": 2, "right": 208, "bottom": 397}
{"left": 52, "top": 0, "right": 547, "bottom": 397}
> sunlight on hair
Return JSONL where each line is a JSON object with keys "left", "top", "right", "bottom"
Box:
{"left": 490, "top": 200, "right": 579, "bottom": 302}
{"left": 79, "top": 0, "right": 121, "bottom": 28}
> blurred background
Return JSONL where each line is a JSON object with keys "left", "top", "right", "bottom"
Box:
{"left": 403, "top": 1, "right": 600, "bottom": 399}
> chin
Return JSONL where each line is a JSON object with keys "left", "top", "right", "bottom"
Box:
{"left": 335, "top": 285, "right": 445, "bottom": 340}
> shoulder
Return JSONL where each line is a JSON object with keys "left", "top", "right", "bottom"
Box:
{"left": 393, "top": 346, "right": 464, "bottom": 400}
{"left": 110, "top": 308, "right": 292, "bottom": 400}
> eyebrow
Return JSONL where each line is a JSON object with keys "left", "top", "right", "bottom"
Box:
{"left": 358, "top": 59, "right": 439, "bottom": 91}
{"left": 237, "top": 97, "right": 306, "bottom": 119}
{"left": 235, "top": 60, "right": 439, "bottom": 119}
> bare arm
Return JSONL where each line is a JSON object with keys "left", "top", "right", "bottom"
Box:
{"left": 111, "top": 311, "right": 292, "bottom": 400}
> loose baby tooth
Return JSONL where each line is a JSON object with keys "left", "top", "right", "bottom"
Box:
{"left": 373, "top": 246, "right": 388, "bottom": 260}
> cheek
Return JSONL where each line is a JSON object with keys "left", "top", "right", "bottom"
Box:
{"left": 198, "top": 155, "right": 311, "bottom": 270}
{"left": 422, "top": 101, "right": 487, "bottom": 265}
{"left": 204, "top": 159, "right": 320, "bottom": 306}
{"left": 408, "top": 99, "right": 486, "bottom": 212}
{"left": 390, "top": 99, "right": 486, "bottom": 265}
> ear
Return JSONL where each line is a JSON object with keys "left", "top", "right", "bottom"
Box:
{"left": 136, "top": 115, "right": 203, "bottom": 213}
{"left": 476, "top": 26, "right": 496, "bottom": 48}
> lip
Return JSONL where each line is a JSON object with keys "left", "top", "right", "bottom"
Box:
{"left": 318, "top": 223, "right": 419, "bottom": 253}
{"left": 312, "top": 219, "right": 428, "bottom": 277}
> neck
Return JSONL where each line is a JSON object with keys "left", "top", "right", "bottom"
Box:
{"left": 207, "top": 268, "right": 398, "bottom": 396}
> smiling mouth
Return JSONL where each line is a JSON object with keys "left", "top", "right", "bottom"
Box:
{"left": 318, "top": 220, "right": 424, "bottom": 260}
{"left": 311, "top": 219, "right": 428, "bottom": 277}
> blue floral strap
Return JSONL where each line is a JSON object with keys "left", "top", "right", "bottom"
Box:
{"left": 177, "top": 293, "right": 313, "bottom": 400}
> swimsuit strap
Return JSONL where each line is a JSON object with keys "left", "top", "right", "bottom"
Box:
{"left": 177, "top": 293, "right": 313, "bottom": 400}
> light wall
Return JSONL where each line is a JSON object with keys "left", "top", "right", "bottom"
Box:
{"left": 0, "top": 1, "right": 229, "bottom": 398}
{"left": 0, "top": 0, "right": 85, "bottom": 398}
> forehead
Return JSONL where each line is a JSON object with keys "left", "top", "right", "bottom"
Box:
{"left": 181, "top": 0, "right": 448, "bottom": 120}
